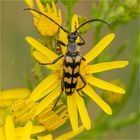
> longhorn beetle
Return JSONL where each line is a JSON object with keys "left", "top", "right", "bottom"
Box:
{"left": 24, "top": 8, "right": 111, "bottom": 109}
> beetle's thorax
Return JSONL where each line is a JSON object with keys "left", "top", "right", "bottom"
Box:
{"left": 67, "top": 32, "right": 79, "bottom": 54}
{"left": 67, "top": 42, "right": 79, "bottom": 54}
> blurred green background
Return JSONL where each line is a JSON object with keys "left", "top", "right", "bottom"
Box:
{"left": 1, "top": 0, "right": 139, "bottom": 139}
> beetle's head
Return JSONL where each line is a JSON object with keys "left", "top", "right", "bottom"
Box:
{"left": 67, "top": 32, "right": 78, "bottom": 43}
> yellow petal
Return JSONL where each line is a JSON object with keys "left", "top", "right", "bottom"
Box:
{"left": 52, "top": 1, "right": 57, "bottom": 14}
{"left": 33, "top": 50, "right": 50, "bottom": 64}
{"left": 67, "top": 94, "right": 78, "bottom": 131}
{"left": 15, "top": 125, "right": 45, "bottom": 137}
{"left": 0, "top": 99, "right": 14, "bottom": 107}
{"left": 38, "top": 134, "right": 52, "bottom": 140}
{"left": 21, "top": 121, "right": 32, "bottom": 140}
{"left": 36, "top": 79, "right": 59, "bottom": 101}
{"left": 86, "top": 61, "right": 129, "bottom": 73}
{"left": 30, "top": 74, "right": 58, "bottom": 101}
{"left": 25, "top": 0, "right": 39, "bottom": 17}
{"left": 56, "top": 126, "right": 84, "bottom": 140}
{"left": 71, "top": 15, "right": 78, "bottom": 32}
{"left": 71, "top": 15, "right": 80, "bottom": 42}
{"left": 25, "top": 0, "right": 34, "bottom": 8}
{"left": 0, "top": 88, "right": 30, "bottom": 100}
{"left": 59, "top": 29, "right": 67, "bottom": 54}
{"left": 35, "top": 85, "right": 61, "bottom": 116}
{"left": 26, "top": 36, "right": 58, "bottom": 61}
{"left": 0, "top": 127, "right": 4, "bottom": 140}
{"left": 75, "top": 92, "right": 91, "bottom": 130}
{"left": 58, "top": 9, "right": 61, "bottom": 18}
{"left": 46, "top": 3, "right": 51, "bottom": 13}
{"left": 36, "top": 0, "right": 44, "bottom": 13}
{"left": 87, "top": 75, "right": 125, "bottom": 94}
{"left": 83, "top": 85, "right": 112, "bottom": 115}
{"left": 84, "top": 33, "right": 115, "bottom": 63}
{"left": 5, "top": 115, "right": 16, "bottom": 140}
{"left": 32, "top": 126, "right": 45, "bottom": 134}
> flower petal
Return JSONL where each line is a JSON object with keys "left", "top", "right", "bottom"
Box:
{"left": 67, "top": 94, "right": 78, "bottom": 131}
{"left": 59, "top": 29, "right": 67, "bottom": 54}
{"left": 52, "top": 1, "right": 57, "bottom": 14}
{"left": 38, "top": 134, "right": 52, "bottom": 140}
{"left": 71, "top": 15, "right": 80, "bottom": 42}
{"left": 30, "top": 74, "right": 58, "bottom": 101}
{"left": 15, "top": 125, "right": 45, "bottom": 136}
{"left": 36, "top": 0, "right": 44, "bottom": 13}
{"left": 84, "top": 33, "right": 115, "bottom": 63}
{"left": 33, "top": 50, "right": 50, "bottom": 64}
{"left": 87, "top": 75, "right": 125, "bottom": 94}
{"left": 21, "top": 121, "right": 32, "bottom": 140}
{"left": 32, "top": 126, "right": 45, "bottom": 134}
{"left": 5, "top": 115, "right": 16, "bottom": 140}
{"left": 0, "top": 99, "right": 14, "bottom": 107}
{"left": 86, "top": 61, "right": 129, "bottom": 73}
{"left": 35, "top": 85, "right": 61, "bottom": 116}
{"left": 26, "top": 36, "right": 58, "bottom": 61}
{"left": 0, "top": 88, "right": 30, "bottom": 100}
{"left": 75, "top": 92, "right": 91, "bottom": 129}
{"left": 0, "top": 127, "right": 4, "bottom": 140}
{"left": 37, "top": 79, "right": 59, "bottom": 101}
{"left": 25, "top": 0, "right": 39, "bottom": 17}
{"left": 83, "top": 85, "right": 112, "bottom": 115}
{"left": 56, "top": 126, "right": 84, "bottom": 140}
{"left": 46, "top": 3, "right": 51, "bottom": 13}
{"left": 25, "top": 0, "right": 34, "bottom": 8}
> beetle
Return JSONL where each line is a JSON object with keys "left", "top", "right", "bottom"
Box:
{"left": 24, "top": 8, "right": 111, "bottom": 109}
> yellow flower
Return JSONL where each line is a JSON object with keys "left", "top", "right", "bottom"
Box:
{"left": 1, "top": 115, "right": 84, "bottom": 140}
{"left": 0, "top": 88, "right": 68, "bottom": 132}
{"left": 26, "top": 15, "right": 128, "bottom": 130}
{"left": 0, "top": 115, "right": 33, "bottom": 140}
{"left": 0, "top": 88, "right": 30, "bottom": 107}
{"left": 25, "top": 0, "right": 62, "bottom": 36}
{"left": 38, "top": 125, "right": 84, "bottom": 140}
{"left": 11, "top": 98, "right": 68, "bottom": 131}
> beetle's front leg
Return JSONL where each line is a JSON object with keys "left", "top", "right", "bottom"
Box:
{"left": 77, "top": 34, "right": 85, "bottom": 46}
{"left": 39, "top": 54, "right": 64, "bottom": 65}
{"left": 57, "top": 40, "right": 66, "bottom": 47}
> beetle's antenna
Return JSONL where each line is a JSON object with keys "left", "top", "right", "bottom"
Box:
{"left": 74, "top": 19, "right": 111, "bottom": 33}
{"left": 24, "top": 8, "right": 70, "bottom": 33}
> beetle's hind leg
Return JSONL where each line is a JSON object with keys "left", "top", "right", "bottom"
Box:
{"left": 76, "top": 73, "right": 86, "bottom": 98}
{"left": 52, "top": 74, "right": 64, "bottom": 110}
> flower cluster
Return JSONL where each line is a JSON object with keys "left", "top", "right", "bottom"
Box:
{"left": 24, "top": 0, "right": 128, "bottom": 130}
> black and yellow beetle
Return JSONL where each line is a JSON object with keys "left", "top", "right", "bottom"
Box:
{"left": 24, "top": 8, "right": 111, "bottom": 108}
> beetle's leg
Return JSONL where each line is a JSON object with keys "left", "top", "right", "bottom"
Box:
{"left": 52, "top": 74, "right": 64, "bottom": 110}
{"left": 81, "top": 57, "right": 86, "bottom": 61}
{"left": 74, "top": 21, "right": 85, "bottom": 46}
{"left": 77, "top": 34, "right": 85, "bottom": 46}
{"left": 57, "top": 40, "right": 66, "bottom": 47}
{"left": 76, "top": 73, "right": 86, "bottom": 98}
{"left": 39, "top": 54, "right": 64, "bottom": 65}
